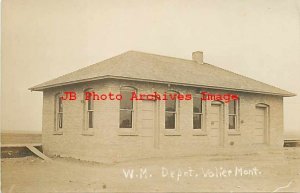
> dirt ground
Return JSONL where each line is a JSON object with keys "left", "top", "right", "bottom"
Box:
{"left": 2, "top": 148, "right": 300, "bottom": 193}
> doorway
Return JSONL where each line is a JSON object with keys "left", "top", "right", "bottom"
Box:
{"left": 209, "top": 101, "right": 224, "bottom": 146}
{"left": 254, "top": 104, "right": 269, "bottom": 144}
{"left": 140, "top": 99, "right": 159, "bottom": 148}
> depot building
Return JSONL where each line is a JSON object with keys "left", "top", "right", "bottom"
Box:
{"left": 30, "top": 51, "right": 295, "bottom": 162}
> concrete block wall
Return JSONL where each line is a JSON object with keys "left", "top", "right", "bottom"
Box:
{"left": 42, "top": 79, "right": 284, "bottom": 162}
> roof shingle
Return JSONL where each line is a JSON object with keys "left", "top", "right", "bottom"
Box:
{"left": 29, "top": 51, "right": 295, "bottom": 97}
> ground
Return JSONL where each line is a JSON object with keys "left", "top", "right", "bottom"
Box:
{"left": 2, "top": 148, "right": 300, "bottom": 193}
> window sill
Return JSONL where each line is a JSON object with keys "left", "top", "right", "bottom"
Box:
{"left": 164, "top": 130, "right": 181, "bottom": 136}
{"left": 228, "top": 130, "right": 241, "bottom": 136}
{"left": 118, "top": 128, "right": 138, "bottom": 136}
{"left": 53, "top": 131, "right": 63, "bottom": 135}
{"left": 118, "top": 133, "right": 138, "bottom": 136}
{"left": 164, "top": 133, "right": 181, "bottom": 136}
{"left": 82, "top": 129, "right": 94, "bottom": 136}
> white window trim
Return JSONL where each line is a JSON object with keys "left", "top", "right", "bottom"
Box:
{"left": 192, "top": 94, "right": 207, "bottom": 136}
{"left": 54, "top": 92, "right": 63, "bottom": 135}
{"left": 228, "top": 99, "right": 240, "bottom": 135}
{"left": 118, "top": 86, "right": 138, "bottom": 136}
{"left": 164, "top": 90, "right": 181, "bottom": 136}
{"left": 82, "top": 88, "right": 95, "bottom": 136}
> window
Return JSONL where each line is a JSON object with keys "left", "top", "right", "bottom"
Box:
{"left": 84, "top": 88, "right": 94, "bottom": 130}
{"left": 55, "top": 93, "right": 63, "bottom": 132}
{"left": 228, "top": 100, "right": 238, "bottom": 129}
{"left": 193, "top": 96, "right": 203, "bottom": 129}
{"left": 165, "top": 91, "right": 178, "bottom": 129}
{"left": 120, "top": 87, "right": 135, "bottom": 128}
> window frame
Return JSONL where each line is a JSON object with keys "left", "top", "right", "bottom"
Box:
{"left": 193, "top": 96, "right": 203, "bottom": 129}
{"left": 118, "top": 86, "right": 137, "bottom": 135}
{"left": 228, "top": 99, "right": 240, "bottom": 135}
{"left": 165, "top": 99, "right": 177, "bottom": 129}
{"left": 54, "top": 92, "right": 63, "bottom": 135}
{"left": 192, "top": 94, "right": 207, "bottom": 136}
{"left": 164, "top": 90, "right": 180, "bottom": 136}
{"left": 82, "top": 88, "right": 95, "bottom": 136}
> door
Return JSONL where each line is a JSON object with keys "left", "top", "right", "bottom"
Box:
{"left": 140, "top": 100, "right": 159, "bottom": 148}
{"left": 254, "top": 106, "right": 268, "bottom": 144}
{"left": 209, "top": 102, "right": 224, "bottom": 146}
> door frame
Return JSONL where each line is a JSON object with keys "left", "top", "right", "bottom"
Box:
{"left": 255, "top": 103, "right": 270, "bottom": 145}
{"left": 141, "top": 98, "right": 160, "bottom": 149}
{"left": 210, "top": 101, "right": 225, "bottom": 146}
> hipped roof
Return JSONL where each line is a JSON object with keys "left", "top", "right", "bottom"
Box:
{"left": 29, "top": 51, "right": 295, "bottom": 97}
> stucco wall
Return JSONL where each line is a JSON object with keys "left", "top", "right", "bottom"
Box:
{"left": 42, "top": 79, "right": 284, "bottom": 162}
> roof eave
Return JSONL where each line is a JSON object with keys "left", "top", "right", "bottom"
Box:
{"left": 29, "top": 76, "right": 296, "bottom": 97}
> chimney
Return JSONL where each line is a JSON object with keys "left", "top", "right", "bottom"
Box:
{"left": 192, "top": 51, "right": 204, "bottom": 64}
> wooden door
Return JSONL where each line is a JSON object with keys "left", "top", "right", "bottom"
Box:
{"left": 210, "top": 103, "right": 224, "bottom": 146}
{"left": 254, "top": 106, "right": 267, "bottom": 144}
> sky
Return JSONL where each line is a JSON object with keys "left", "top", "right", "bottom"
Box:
{"left": 2, "top": 0, "right": 300, "bottom": 137}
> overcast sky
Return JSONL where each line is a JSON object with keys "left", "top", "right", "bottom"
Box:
{"left": 2, "top": 0, "right": 300, "bottom": 137}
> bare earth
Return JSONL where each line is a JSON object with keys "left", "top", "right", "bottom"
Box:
{"left": 2, "top": 148, "right": 300, "bottom": 193}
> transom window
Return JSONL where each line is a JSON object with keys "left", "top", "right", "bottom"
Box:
{"left": 120, "top": 87, "right": 135, "bottom": 128}
{"left": 193, "top": 96, "right": 203, "bottom": 129}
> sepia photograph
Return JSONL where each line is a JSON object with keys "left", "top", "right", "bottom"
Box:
{"left": 1, "top": 0, "right": 300, "bottom": 192}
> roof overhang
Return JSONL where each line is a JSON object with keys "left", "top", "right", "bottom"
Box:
{"left": 29, "top": 75, "right": 297, "bottom": 97}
